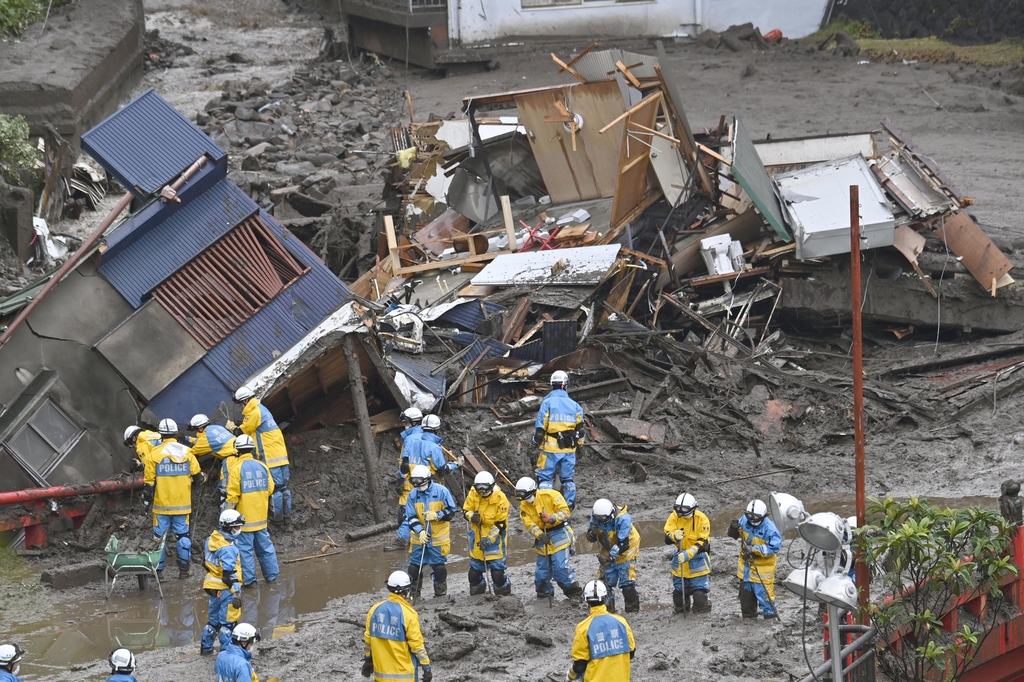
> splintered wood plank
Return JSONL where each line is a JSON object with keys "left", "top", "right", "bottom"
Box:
{"left": 608, "top": 93, "right": 660, "bottom": 232}
{"left": 935, "top": 211, "right": 1013, "bottom": 295}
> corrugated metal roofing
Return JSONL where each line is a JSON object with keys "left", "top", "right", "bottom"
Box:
{"left": 572, "top": 49, "right": 660, "bottom": 83}
{"left": 202, "top": 265, "right": 351, "bottom": 389}
{"left": 386, "top": 352, "right": 446, "bottom": 399}
{"left": 449, "top": 332, "right": 510, "bottom": 366}
{"left": 433, "top": 300, "right": 504, "bottom": 333}
{"left": 98, "top": 178, "right": 257, "bottom": 308}
{"left": 82, "top": 88, "right": 226, "bottom": 200}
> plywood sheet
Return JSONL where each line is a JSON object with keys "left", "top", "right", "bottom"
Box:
{"left": 935, "top": 211, "right": 1013, "bottom": 292}
{"left": 514, "top": 81, "right": 626, "bottom": 204}
{"left": 610, "top": 93, "right": 660, "bottom": 230}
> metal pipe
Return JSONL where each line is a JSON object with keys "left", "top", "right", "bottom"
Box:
{"left": 799, "top": 627, "right": 877, "bottom": 682}
{"left": 850, "top": 184, "right": 870, "bottom": 616}
{"left": 828, "top": 604, "right": 843, "bottom": 682}
{"left": 0, "top": 476, "right": 143, "bottom": 506}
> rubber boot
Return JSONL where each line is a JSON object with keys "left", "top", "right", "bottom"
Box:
{"left": 178, "top": 561, "right": 191, "bottom": 580}
{"left": 606, "top": 593, "right": 617, "bottom": 614}
{"left": 692, "top": 590, "right": 712, "bottom": 613}
{"left": 493, "top": 581, "right": 512, "bottom": 597}
{"left": 384, "top": 535, "right": 408, "bottom": 552}
{"left": 469, "top": 582, "right": 487, "bottom": 596}
{"left": 561, "top": 582, "right": 584, "bottom": 600}
{"left": 672, "top": 589, "right": 686, "bottom": 614}
{"left": 622, "top": 584, "right": 640, "bottom": 614}
{"left": 434, "top": 581, "right": 448, "bottom": 597}
{"left": 739, "top": 585, "right": 758, "bottom": 618}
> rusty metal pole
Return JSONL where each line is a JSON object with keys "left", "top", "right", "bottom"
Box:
{"left": 342, "top": 333, "right": 384, "bottom": 523}
{"left": 850, "top": 184, "right": 870, "bottom": 617}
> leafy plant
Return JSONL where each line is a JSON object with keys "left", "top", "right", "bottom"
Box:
{"left": 860, "top": 496, "right": 1018, "bottom": 682}
{"left": 0, "top": 114, "right": 38, "bottom": 184}
{"left": 0, "top": 0, "right": 44, "bottom": 38}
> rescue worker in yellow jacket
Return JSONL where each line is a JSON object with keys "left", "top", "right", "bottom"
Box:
{"left": 187, "top": 414, "right": 237, "bottom": 509}
{"left": 361, "top": 571, "right": 432, "bottom": 682}
{"left": 225, "top": 435, "right": 279, "bottom": 586}
{"left": 405, "top": 465, "right": 458, "bottom": 597}
{"left": 201, "top": 509, "right": 244, "bottom": 655}
{"left": 123, "top": 426, "right": 161, "bottom": 471}
{"left": 233, "top": 387, "right": 291, "bottom": 523}
{"left": 567, "top": 580, "right": 636, "bottom": 682}
{"left": 588, "top": 499, "right": 642, "bottom": 613}
{"left": 462, "top": 471, "right": 511, "bottom": 596}
{"left": 663, "top": 492, "right": 712, "bottom": 614}
{"left": 727, "top": 499, "right": 782, "bottom": 619}
{"left": 515, "top": 477, "right": 583, "bottom": 601}
{"left": 142, "top": 418, "right": 204, "bottom": 578}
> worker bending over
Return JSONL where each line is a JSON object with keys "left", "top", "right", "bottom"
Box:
{"left": 123, "top": 426, "right": 161, "bottom": 470}
{"left": 588, "top": 498, "right": 641, "bottom": 613}
{"left": 515, "top": 477, "right": 583, "bottom": 601}
{"left": 234, "top": 387, "right": 291, "bottom": 524}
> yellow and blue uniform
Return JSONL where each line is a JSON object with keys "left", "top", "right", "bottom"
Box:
{"left": 589, "top": 505, "right": 641, "bottom": 612}
{"left": 567, "top": 603, "right": 636, "bottom": 682}
{"left": 396, "top": 425, "right": 453, "bottom": 542}
{"left": 134, "top": 429, "right": 162, "bottom": 467}
{"left": 202, "top": 529, "right": 242, "bottom": 653}
{"left": 214, "top": 642, "right": 258, "bottom": 682}
{"left": 405, "top": 481, "right": 457, "bottom": 593}
{"left": 463, "top": 486, "right": 511, "bottom": 595}
{"left": 664, "top": 509, "right": 711, "bottom": 599}
{"left": 240, "top": 398, "right": 291, "bottom": 518}
{"left": 363, "top": 593, "right": 431, "bottom": 682}
{"left": 106, "top": 675, "right": 138, "bottom": 682}
{"left": 144, "top": 438, "right": 200, "bottom": 570}
{"left": 226, "top": 452, "right": 279, "bottom": 585}
{"left": 190, "top": 425, "right": 237, "bottom": 504}
{"left": 534, "top": 388, "right": 584, "bottom": 508}
{"left": 520, "top": 488, "right": 578, "bottom": 597}
{"left": 731, "top": 516, "right": 782, "bottom": 617}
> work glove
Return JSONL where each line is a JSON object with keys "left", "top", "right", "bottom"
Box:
{"left": 454, "top": 456, "right": 465, "bottom": 468}
{"left": 418, "top": 530, "right": 429, "bottom": 544}
{"left": 597, "top": 553, "right": 611, "bottom": 567}
{"left": 585, "top": 528, "right": 598, "bottom": 543}
{"left": 697, "top": 539, "right": 711, "bottom": 555}
{"left": 225, "top": 420, "right": 237, "bottom": 431}
{"left": 421, "top": 666, "right": 432, "bottom": 682}
{"left": 671, "top": 529, "right": 685, "bottom": 543}
{"left": 133, "top": 459, "right": 145, "bottom": 472}
{"left": 141, "top": 485, "right": 154, "bottom": 503}
{"left": 465, "top": 511, "right": 481, "bottom": 525}
{"left": 540, "top": 512, "right": 555, "bottom": 525}
{"left": 231, "top": 595, "right": 242, "bottom": 609}
{"left": 400, "top": 461, "right": 410, "bottom": 476}
{"left": 536, "top": 532, "right": 551, "bottom": 545}
{"left": 361, "top": 657, "right": 373, "bottom": 678}
{"left": 727, "top": 519, "right": 741, "bottom": 539}
{"left": 193, "top": 472, "right": 207, "bottom": 485}
{"left": 534, "top": 428, "right": 544, "bottom": 445}
{"left": 424, "top": 510, "right": 439, "bottom": 522}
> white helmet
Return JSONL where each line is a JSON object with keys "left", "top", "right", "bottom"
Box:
{"left": 422, "top": 414, "right": 441, "bottom": 432}
{"left": 233, "top": 386, "right": 255, "bottom": 404}
{"left": 410, "top": 464, "right": 431, "bottom": 491}
{"left": 231, "top": 623, "right": 260, "bottom": 645}
{"left": 189, "top": 414, "right": 210, "bottom": 430}
{"left": 402, "top": 407, "right": 423, "bottom": 424}
{"left": 514, "top": 477, "right": 538, "bottom": 501}
{"left": 550, "top": 370, "right": 569, "bottom": 390}
{"left": 0, "top": 644, "right": 25, "bottom": 669}
{"left": 109, "top": 648, "right": 136, "bottom": 674}
{"left": 583, "top": 580, "right": 608, "bottom": 605}
{"left": 219, "top": 509, "right": 245, "bottom": 535}
{"left": 235, "top": 434, "right": 255, "bottom": 452}
{"left": 387, "top": 570, "right": 412, "bottom": 594}
{"left": 745, "top": 499, "right": 768, "bottom": 527}
{"left": 473, "top": 471, "right": 495, "bottom": 497}
{"left": 123, "top": 425, "right": 141, "bottom": 445}
{"left": 674, "top": 493, "right": 697, "bottom": 518}
{"left": 592, "top": 499, "right": 615, "bottom": 523}
{"left": 158, "top": 418, "right": 178, "bottom": 436}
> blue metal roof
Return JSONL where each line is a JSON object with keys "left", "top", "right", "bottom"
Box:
{"left": 202, "top": 265, "right": 351, "bottom": 389}
{"left": 434, "top": 300, "right": 504, "bottom": 333}
{"left": 385, "top": 352, "right": 446, "bottom": 402}
{"left": 146, "top": 360, "right": 233, "bottom": 426}
{"left": 82, "top": 88, "right": 227, "bottom": 200}
{"left": 449, "top": 332, "right": 510, "bottom": 365}
{"left": 98, "top": 178, "right": 257, "bottom": 308}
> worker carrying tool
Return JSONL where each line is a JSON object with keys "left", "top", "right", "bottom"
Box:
{"left": 588, "top": 499, "right": 641, "bottom": 613}
{"left": 663, "top": 492, "right": 712, "bottom": 614}
{"left": 106, "top": 648, "right": 138, "bottom": 682}
{"left": 362, "top": 571, "right": 432, "bottom": 682}
{"left": 566, "top": 580, "right": 636, "bottom": 682}
{"left": 727, "top": 499, "right": 782, "bottom": 619}
{"left": 214, "top": 623, "right": 261, "bottom": 682}
{"left": 123, "top": 425, "right": 161, "bottom": 471}
{"left": 515, "top": 476, "right": 583, "bottom": 601}
{"left": 463, "top": 471, "right": 512, "bottom": 596}
{"left": 405, "top": 465, "right": 458, "bottom": 597}
{"left": 233, "top": 386, "right": 291, "bottom": 525}
{"left": 389, "top": 407, "right": 425, "bottom": 551}
{"left": 201, "top": 509, "right": 245, "bottom": 655}
{"left": 188, "top": 414, "right": 237, "bottom": 462}
{"left": 534, "top": 370, "right": 584, "bottom": 510}
{"left": 143, "top": 418, "right": 204, "bottom": 579}
{"left": 225, "top": 435, "right": 279, "bottom": 587}
{"left": 0, "top": 643, "right": 25, "bottom": 682}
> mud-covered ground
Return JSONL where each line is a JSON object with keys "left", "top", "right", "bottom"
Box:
{"left": 6, "top": 0, "right": 1024, "bottom": 679}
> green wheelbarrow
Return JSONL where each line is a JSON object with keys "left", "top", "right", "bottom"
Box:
{"left": 104, "top": 534, "right": 165, "bottom": 599}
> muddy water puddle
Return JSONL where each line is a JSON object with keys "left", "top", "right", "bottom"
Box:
{"left": 11, "top": 493, "right": 996, "bottom": 676}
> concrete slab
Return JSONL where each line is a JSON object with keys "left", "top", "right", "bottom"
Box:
{"left": 41, "top": 560, "right": 106, "bottom": 590}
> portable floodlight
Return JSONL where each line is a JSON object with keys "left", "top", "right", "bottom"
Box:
{"left": 799, "top": 512, "right": 846, "bottom": 553}
{"left": 769, "top": 492, "right": 807, "bottom": 533}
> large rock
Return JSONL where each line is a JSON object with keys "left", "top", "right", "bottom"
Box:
{"left": 0, "top": 180, "right": 34, "bottom": 261}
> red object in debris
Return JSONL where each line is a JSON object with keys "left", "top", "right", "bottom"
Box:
{"left": 764, "top": 29, "right": 783, "bottom": 43}
{"left": 0, "top": 476, "right": 142, "bottom": 506}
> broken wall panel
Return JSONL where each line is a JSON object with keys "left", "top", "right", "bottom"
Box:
{"left": 609, "top": 93, "right": 661, "bottom": 231}
{"left": 514, "top": 81, "right": 627, "bottom": 204}
{"left": 731, "top": 118, "right": 790, "bottom": 243}
{"left": 934, "top": 211, "right": 1013, "bottom": 293}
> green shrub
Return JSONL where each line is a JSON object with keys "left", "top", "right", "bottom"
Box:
{"left": 0, "top": 0, "right": 45, "bottom": 38}
{"left": 0, "top": 114, "right": 39, "bottom": 184}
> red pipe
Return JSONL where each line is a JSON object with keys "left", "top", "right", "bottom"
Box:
{"left": 0, "top": 475, "right": 142, "bottom": 506}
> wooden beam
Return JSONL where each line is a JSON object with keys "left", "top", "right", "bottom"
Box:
{"left": 499, "top": 297, "right": 531, "bottom": 344}
{"left": 342, "top": 334, "right": 383, "bottom": 523}
{"left": 560, "top": 42, "right": 599, "bottom": 72}
{"left": 599, "top": 92, "right": 663, "bottom": 134}
{"left": 550, "top": 53, "right": 586, "bottom": 84}
{"left": 383, "top": 215, "right": 400, "bottom": 267}
{"left": 628, "top": 121, "right": 680, "bottom": 145}
{"left": 615, "top": 59, "right": 641, "bottom": 88}
{"left": 696, "top": 142, "right": 729, "bottom": 165}
{"left": 500, "top": 195, "right": 517, "bottom": 251}
{"left": 394, "top": 249, "right": 513, "bottom": 275}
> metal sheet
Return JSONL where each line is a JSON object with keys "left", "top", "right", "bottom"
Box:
{"left": 470, "top": 245, "right": 622, "bottom": 286}
{"left": 775, "top": 154, "right": 895, "bottom": 261}
{"left": 542, "top": 320, "right": 577, "bottom": 362}
{"left": 81, "top": 88, "right": 226, "bottom": 200}
{"left": 731, "top": 118, "right": 791, "bottom": 242}
{"left": 873, "top": 150, "right": 953, "bottom": 217}
{"left": 730, "top": 133, "right": 878, "bottom": 168}
{"left": 425, "top": 299, "right": 504, "bottom": 332}
{"left": 648, "top": 131, "right": 688, "bottom": 206}
{"left": 145, "top": 360, "right": 234, "bottom": 428}
{"left": 571, "top": 49, "right": 660, "bottom": 83}
{"left": 386, "top": 351, "right": 446, "bottom": 398}
{"left": 95, "top": 300, "right": 207, "bottom": 401}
